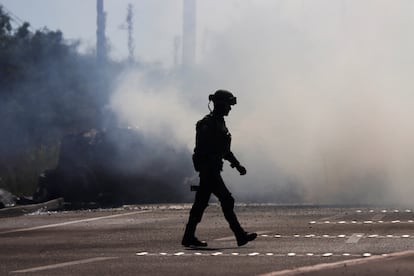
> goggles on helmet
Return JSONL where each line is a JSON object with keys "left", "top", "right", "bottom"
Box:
{"left": 208, "top": 90, "right": 237, "bottom": 105}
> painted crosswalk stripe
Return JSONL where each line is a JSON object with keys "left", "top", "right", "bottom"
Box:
{"left": 10, "top": 257, "right": 117, "bottom": 273}
{"left": 1, "top": 210, "right": 150, "bottom": 235}
{"left": 346, "top": 233, "right": 364, "bottom": 243}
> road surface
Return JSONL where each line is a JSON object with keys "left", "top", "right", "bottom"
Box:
{"left": 1, "top": 203, "right": 413, "bottom": 275}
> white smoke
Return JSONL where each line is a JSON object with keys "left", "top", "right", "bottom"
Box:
{"left": 111, "top": 0, "right": 414, "bottom": 206}
{"left": 110, "top": 71, "right": 200, "bottom": 150}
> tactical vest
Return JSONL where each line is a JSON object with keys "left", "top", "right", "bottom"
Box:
{"left": 192, "top": 114, "right": 231, "bottom": 171}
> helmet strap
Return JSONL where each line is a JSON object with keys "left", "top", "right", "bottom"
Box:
{"left": 208, "top": 100, "right": 213, "bottom": 112}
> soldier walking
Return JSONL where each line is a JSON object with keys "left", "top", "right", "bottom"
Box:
{"left": 182, "top": 90, "right": 257, "bottom": 247}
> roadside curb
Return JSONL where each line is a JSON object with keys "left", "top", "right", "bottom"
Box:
{"left": 0, "top": 198, "right": 64, "bottom": 218}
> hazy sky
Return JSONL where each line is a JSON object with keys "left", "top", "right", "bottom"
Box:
{"left": 0, "top": 0, "right": 251, "bottom": 66}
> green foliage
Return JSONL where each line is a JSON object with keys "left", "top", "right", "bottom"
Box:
{"left": 0, "top": 6, "right": 114, "bottom": 196}
{"left": 0, "top": 144, "right": 60, "bottom": 196}
{"left": 0, "top": 6, "right": 12, "bottom": 38}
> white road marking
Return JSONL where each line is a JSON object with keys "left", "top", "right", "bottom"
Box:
{"left": 258, "top": 250, "right": 414, "bottom": 276}
{"left": 214, "top": 230, "right": 270, "bottom": 241}
{"left": 346, "top": 233, "right": 364, "bottom": 243}
{"left": 0, "top": 210, "right": 150, "bottom": 235}
{"left": 320, "top": 213, "right": 344, "bottom": 221}
{"left": 134, "top": 251, "right": 406, "bottom": 258}
{"left": 308, "top": 220, "right": 411, "bottom": 225}
{"left": 10, "top": 257, "right": 117, "bottom": 273}
{"left": 248, "top": 232, "right": 412, "bottom": 240}
{"left": 371, "top": 214, "right": 385, "bottom": 221}
{"left": 214, "top": 236, "right": 235, "bottom": 241}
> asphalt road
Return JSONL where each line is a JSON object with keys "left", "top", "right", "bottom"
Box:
{"left": 1, "top": 203, "right": 413, "bottom": 275}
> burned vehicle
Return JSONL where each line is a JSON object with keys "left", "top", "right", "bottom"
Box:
{"left": 33, "top": 127, "right": 193, "bottom": 205}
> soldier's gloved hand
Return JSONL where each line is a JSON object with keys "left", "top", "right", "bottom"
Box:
{"left": 236, "top": 165, "right": 247, "bottom": 175}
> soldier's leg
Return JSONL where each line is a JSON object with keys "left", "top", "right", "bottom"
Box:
{"left": 212, "top": 173, "right": 244, "bottom": 235}
{"left": 186, "top": 187, "right": 211, "bottom": 229}
{"left": 182, "top": 175, "right": 211, "bottom": 247}
{"left": 213, "top": 173, "right": 257, "bottom": 246}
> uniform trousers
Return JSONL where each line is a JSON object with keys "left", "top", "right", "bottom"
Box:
{"left": 185, "top": 168, "right": 244, "bottom": 237}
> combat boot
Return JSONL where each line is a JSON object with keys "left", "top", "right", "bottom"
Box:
{"left": 181, "top": 236, "right": 208, "bottom": 247}
{"left": 236, "top": 232, "right": 257, "bottom": 246}
{"left": 182, "top": 223, "right": 208, "bottom": 247}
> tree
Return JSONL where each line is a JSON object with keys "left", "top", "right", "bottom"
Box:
{"left": 0, "top": 5, "right": 113, "bottom": 195}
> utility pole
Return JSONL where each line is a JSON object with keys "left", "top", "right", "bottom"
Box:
{"left": 126, "top": 3, "right": 135, "bottom": 64}
{"left": 96, "top": 0, "right": 107, "bottom": 65}
{"left": 182, "top": 0, "right": 196, "bottom": 68}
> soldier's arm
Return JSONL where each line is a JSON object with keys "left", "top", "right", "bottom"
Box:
{"left": 224, "top": 152, "right": 247, "bottom": 175}
{"left": 223, "top": 151, "right": 239, "bottom": 167}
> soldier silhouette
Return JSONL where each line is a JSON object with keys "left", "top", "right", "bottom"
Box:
{"left": 182, "top": 90, "right": 257, "bottom": 247}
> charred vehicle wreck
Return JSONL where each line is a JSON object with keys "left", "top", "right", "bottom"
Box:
{"left": 33, "top": 127, "right": 193, "bottom": 205}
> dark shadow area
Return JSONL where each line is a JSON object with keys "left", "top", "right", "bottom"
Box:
{"left": 32, "top": 127, "right": 194, "bottom": 206}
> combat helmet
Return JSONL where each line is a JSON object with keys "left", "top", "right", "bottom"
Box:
{"left": 209, "top": 90, "right": 237, "bottom": 106}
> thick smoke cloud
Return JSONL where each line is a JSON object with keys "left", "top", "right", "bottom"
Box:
{"left": 110, "top": 71, "right": 200, "bottom": 149}
{"left": 111, "top": 0, "right": 414, "bottom": 206}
